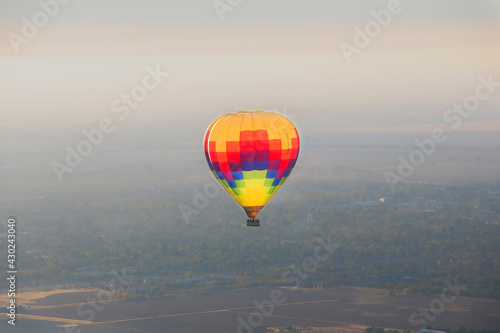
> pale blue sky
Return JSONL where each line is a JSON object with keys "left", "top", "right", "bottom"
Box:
{"left": 1, "top": 0, "right": 499, "bottom": 20}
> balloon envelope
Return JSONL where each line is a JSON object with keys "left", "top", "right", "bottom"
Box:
{"left": 204, "top": 110, "right": 300, "bottom": 219}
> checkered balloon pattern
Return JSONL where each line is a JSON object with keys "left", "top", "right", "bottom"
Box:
{"left": 204, "top": 110, "right": 300, "bottom": 218}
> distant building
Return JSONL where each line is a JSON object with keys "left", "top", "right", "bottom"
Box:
{"left": 419, "top": 330, "right": 448, "bottom": 333}
{"left": 307, "top": 213, "right": 314, "bottom": 225}
{"left": 352, "top": 200, "right": 383, "bottom": 208}
{"left": 422, "top": 200, "right": 443, "bottom": 209}
{"left": 396, "top": 202, "right": 417, "bottom": 210}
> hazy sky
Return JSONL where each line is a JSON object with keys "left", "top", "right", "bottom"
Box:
{"left": 1, "top": 0, "right": 499, "bottom": 135}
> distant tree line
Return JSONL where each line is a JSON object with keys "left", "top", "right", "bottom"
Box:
{"left": 1, "top": 180, "right": 499, "bottom": 303}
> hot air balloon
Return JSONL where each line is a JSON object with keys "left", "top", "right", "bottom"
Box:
{"left": 204, "top": 110, "right": 300, "bottom": 226}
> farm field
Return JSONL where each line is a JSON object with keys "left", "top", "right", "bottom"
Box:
{"left": 1, "top": 287, "right": 499, "bottom": 333}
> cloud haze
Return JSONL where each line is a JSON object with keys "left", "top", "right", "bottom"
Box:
{"left": 1, "top": 0, "right": 498, "bottom": 136}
